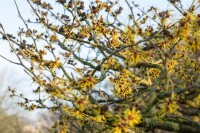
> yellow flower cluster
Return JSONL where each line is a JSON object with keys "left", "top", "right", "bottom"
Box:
{"left": 50, "top": 35, "right": 58, "bottom": 42}
{"left": 122, "top": 26, "right": 135, "bottom": 45}
{"left": 177, "top": 13, "right": 196, "bottom": 39}
{"left": 122, "top": 49, "right": 141, "bottom": 66}
{"left": 112, "top": 69, "right": 133, "bottom": 97}
{"left": 102, "top": 57, "right": 120, "bottom": 70}
{"left": 149, "top": 68, "right": 161, "bottom": 79}
{"left": 160, "top": 93, "right": 178, "bottom": 115}
{"left": 110, "top": 28, "right": 121, "bottom": 48}
{"left": 167, "top": 59, "right": 178, "bottom": 74}
{"left": 93, "top": 20, "right": 109, "bottom": 37}
{"left": 78, "top": 26, "right": 90, "bottom": 38}
{"left": 113, "top": 122, "right": 128, "bottom": 133}
{"left": 113, "top": 108, "right": 141, "bottom": 133}
{"left": 185, "top": 93, "right": 200, "bottom": 109}
{"left": 94, "top": 114, "right": 106, "bottom": 122}
{"left": 188, "top": 31, "right": 200, "bottom": 52}
{"left": 45, "top": 60, "right": 61, "bottom": 71}
{"left": 177, "top": 13, "right": 200, "bottom": 53}
{"left": 75, "top": 96, "right": 89, "bottom": 111}
{"left": 70, "top": 109, "right": 83, "bottom": 119}
{"left": 157, "top": 40, "right": 170, "bottom": 50}
{"left": 78, "top": 76, "right": 97, "bottom": 89}
{"left": 174, "top": 43, "right": 188, "bottom": 59}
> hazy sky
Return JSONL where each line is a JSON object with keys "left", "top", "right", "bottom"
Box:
{"left": 0, "top": 0, "right": 180, "bottom": 63}
{"left": 0, "top": 0, "right": 193, "bottom": 76}
{"left": 0, "top": 0, "right": 31, "bottom": 80}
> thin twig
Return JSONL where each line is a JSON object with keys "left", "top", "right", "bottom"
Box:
{"left": 0, "top": 55, "right": 21, "bottom": 65}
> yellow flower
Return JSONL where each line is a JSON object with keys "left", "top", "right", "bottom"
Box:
{"left": 115, "top": 84, "right": 132, "bottom": 98}
{"left": 113, "top": 126, "right": 122, "bottom": 133}
{"left": 188, "top": 31, "right": 200, "bottom": 52}
{"left": 113, "top": 122, "right": 128, "bottom": 133}
{"left": 185, "top": 94, "right": 200, "bottom": 108}
{"left": 75, "top": 95, "right": 89, "bottom": 111}
{"left": 122, "top": 50, "right": 141, "bottom": 66}
{"left": 102, "top": 57, "right": 120, "bottom": 70}
{"left": 46, "top": 60, "right": 61, "bottom": 71}
{"left": 123, "top": 26, "right": 135, "bottom": 45}
{"left": 50, "top": 35, "right": 58, "bottom": 42}
{"left": 124, "top": 108, "right": 142, "bottom": 127}
{"left": 94, "top": 114, "right": 106, "bottom": 122}
{"left": 78, "top": 76, "right": 97, "bottom": 89}
{"left": 149, "top": 68, "right": 161, "bottom": 79}
{"left": 160, "top": 93, "right": 178, "bottom": 115}
{"left": 70, "top": 109, "right": 83, "bottom": 119}
{"left": 54, "top": 60, "right": 61, "bottom": 68}
{"left": 161, "top": 101, "right": 178, "bottom": 115}
{"left": 113, "top": 69, "right": 133, "bottom": 97}
{"left": 193, "top": 116, "right": 200, "bottom": 122}
{"left": 167, "top": 59, "right": 178, "bottom": 74}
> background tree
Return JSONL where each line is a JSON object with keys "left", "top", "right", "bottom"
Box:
{"left": 1, "top": 0, "right": 200, "bottom": 132}
{"left": 0, "top": 68, "right": 56, "bottom": 133}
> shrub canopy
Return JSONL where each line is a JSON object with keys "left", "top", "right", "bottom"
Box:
{"left": 1, "top": 0, "right": 200, "bottom": 132}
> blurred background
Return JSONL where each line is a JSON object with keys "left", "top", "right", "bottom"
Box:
{"left": 0, "top": 0, "right": 57, "bottom": 132}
